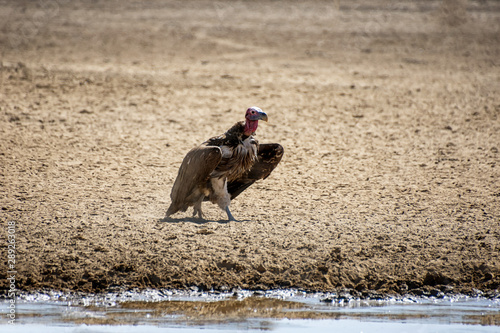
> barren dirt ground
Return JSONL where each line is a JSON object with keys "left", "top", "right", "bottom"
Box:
{"left": 1, "top": 0, "right": 499, "bottom": 296}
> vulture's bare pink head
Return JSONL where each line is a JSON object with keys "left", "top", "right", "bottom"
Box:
{"left": 244, "top": 107, "right": 268, "bottom": 136}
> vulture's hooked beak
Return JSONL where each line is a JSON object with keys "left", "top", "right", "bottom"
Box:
{"left": 248, "top": 110, "right": 268, "bottom": 122}
{"left": 260, "top": 112, "right": 269, "bottom": 122}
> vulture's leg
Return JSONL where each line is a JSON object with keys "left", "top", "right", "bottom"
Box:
{"left": 193, "top": 198, "right": 203, "bottom": 219}
{"left": 193, "top": 207, "right": 202, "bottom": 219}
{"left": 225, "top": 206, "right": 236, "bottom": 222}
{"left": 210, "top": 177, "right": 235, "bottom": 221}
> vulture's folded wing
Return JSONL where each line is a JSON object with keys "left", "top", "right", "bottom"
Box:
{"left": 227, "top": 143, "right": 284, "bottom": 200}
{"left": 168, "top": 145, "right": 222, "bottom": 214}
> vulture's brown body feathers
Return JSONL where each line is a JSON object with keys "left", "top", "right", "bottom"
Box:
{"left": 165, "top": 107, "right": 283, "bottom": 221}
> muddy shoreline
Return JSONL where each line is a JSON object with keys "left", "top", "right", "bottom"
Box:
{"left": 1, "top": 0, "right": 499, "bottom": 296}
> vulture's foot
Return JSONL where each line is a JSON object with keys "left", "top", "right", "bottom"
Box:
{"left": 193, "top": 199, "right": 204, "bottom": 219}
{"left": 225, "top": 207, "right": 237, "bottom": 222}
{"left": 193, "top": 207, "right": 203, "bottom": 219}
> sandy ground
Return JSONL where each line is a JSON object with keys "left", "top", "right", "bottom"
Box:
{"left": 1, "top": 0, "right": 499, "bottom": 297}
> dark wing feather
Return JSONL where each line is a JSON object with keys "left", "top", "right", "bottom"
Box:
{"left": 227, "top": 143, "right": 284, "bottom": 200}
{"left": 166, "top": 145, "right": 222, "bottom": 216}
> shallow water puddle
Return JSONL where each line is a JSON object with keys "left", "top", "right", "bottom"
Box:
{"left": 1, "top": 290, "right": 500, "bottom": 332}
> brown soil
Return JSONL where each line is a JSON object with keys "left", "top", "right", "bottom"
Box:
{"left": 1, "top": 0, "right": 499, "bottom": 296}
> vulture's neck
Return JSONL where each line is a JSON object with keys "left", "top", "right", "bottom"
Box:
{"left": 243, "top": 120, "right": 258, "bottom": 137}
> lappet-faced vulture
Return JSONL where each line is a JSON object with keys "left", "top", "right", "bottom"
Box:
{"left": 165, "top": 107, "right": 283, "bottom": 221}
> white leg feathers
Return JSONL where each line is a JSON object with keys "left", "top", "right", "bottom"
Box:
{"left": 210, "top": 177, "right": 235, "bottom": 221}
